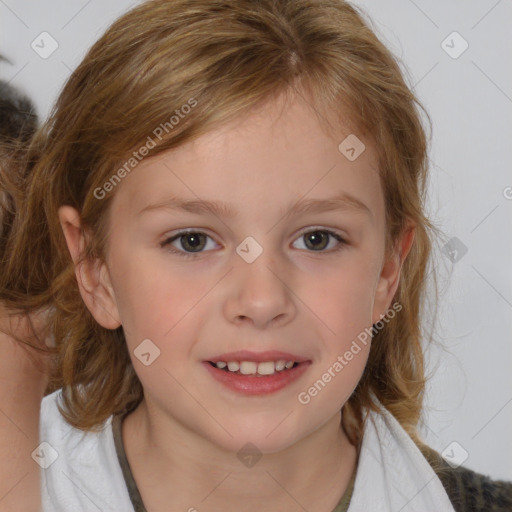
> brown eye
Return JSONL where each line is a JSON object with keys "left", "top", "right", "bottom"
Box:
{"left": 303, "top": 231, "right": 330, "bottom": 251}
{"left": 161, "top": 231, "right": 218, "bottom": 258}
{"left": 177, "top": 232, "right": 207, "bottom": 252}
{"left": 293, "top": 229, "right": 345, "bottom": 252}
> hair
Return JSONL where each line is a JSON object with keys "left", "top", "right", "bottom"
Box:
{"left": 0, "top": 64, "right": 39, "bottom": 286}
{"left": 0, "top": 0, "right": 440, "bottom": 452}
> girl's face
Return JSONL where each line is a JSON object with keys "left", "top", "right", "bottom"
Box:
{"left": 62, "top": 91, "right": 411, "bottom": 454}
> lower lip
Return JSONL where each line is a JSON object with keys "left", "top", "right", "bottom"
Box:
{"left": 202, "top": 361, "right": 311, "bottom": 395}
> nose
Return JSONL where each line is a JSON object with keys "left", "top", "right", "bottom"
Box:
{"left": 223, "top": 252, "right": 297, "bottom": 330}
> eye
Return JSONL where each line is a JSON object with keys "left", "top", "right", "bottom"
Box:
{"left": 160, "top": 230, "right": 219, "bottom": 258}
{"left": 292, "top": 229, "right": 346, "bottom": 252}
{"left": 160, "top": 228, "right": 347, "bottom": 259}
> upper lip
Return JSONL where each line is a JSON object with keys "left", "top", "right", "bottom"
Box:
{"left": 207, "top": 350, "right": 310, "bottom": 363}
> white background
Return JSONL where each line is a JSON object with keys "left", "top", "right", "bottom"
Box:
{"left": 1, "top": 0, "right": 511, "bottom": 480}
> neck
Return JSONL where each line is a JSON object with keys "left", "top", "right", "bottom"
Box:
{"left": 123, "top": 399, "right": 358, "bottom": 512}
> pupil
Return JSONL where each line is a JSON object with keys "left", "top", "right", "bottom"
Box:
{"left": 306, "top": 231, "right": 327, "bottom": 250}
{"left": 183, "top": 233, "right": 204, "bottom": 251}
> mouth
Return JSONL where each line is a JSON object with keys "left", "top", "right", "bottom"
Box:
{"left": 202, "top": 352, "right": 311, "bottom": 395}
{"left": 207, "top": 359, "right": 300, "bottom": 376}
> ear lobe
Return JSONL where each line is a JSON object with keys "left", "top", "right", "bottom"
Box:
{"left": 58, "top": 205, "right": 121, "bottom": 330}
{"left": 372, "top": 225, "right": 415, "bottom": 324}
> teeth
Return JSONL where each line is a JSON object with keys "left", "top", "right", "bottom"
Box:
{"left": 275, "top": 360, "right": 286, "bottom": 371}
{"left": 240, "top": 361, "right": 257, "bottom": 375}
{"left": 256, "top": 361, "right": 276, "bottom": 375}
{"left": 214, "top": 359, "right": 296, "bottom": 375}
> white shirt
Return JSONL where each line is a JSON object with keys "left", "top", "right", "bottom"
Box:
{"left": 39, "top": 389, "right": 456, "bottom": 511}
{"left": 350, "top": 403, "right": 455, "bottom": 511}
{"left": 39, "top": 390, "right": 133, "bottom": 511}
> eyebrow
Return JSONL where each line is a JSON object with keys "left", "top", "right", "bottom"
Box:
{"left": 137, "top": 192, "right": 372, "bottom": 219}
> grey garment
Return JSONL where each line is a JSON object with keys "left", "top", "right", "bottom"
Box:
{"left": 112, "top": 412, "right": 147, "bottom": 512}
{"left": 421, "top": 445, "right": 512, "bottom": 512}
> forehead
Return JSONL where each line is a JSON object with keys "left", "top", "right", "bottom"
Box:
{"left": 109, "top": 91, "right": 384, "bottom": 224}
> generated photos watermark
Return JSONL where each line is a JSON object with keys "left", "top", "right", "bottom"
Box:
{"left": 93, "top": 97, "right": 198, "bottom": 200}
{"left": 297, "top": 301, "right": 402, "bottom": 405}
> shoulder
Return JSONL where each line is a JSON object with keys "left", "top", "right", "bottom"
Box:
{"left": 39, "top": 389, "right": 134, "bottom": 512}
{"left": 422, "top": 445, "right": 512, "bottom": 512}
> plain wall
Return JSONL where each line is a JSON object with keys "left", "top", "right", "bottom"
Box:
{"left": 1, "top": 0, "right": 511, "bottom": 481}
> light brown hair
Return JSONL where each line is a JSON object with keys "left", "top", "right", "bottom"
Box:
{"left": 0, "top": 0, "right": 438, "bottom": 450}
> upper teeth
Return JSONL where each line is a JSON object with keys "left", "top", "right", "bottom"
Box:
{"left": 215, "top": 360, "right": 295, "bottom": 375}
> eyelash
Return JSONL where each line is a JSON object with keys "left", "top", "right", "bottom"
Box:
{"left": 160, "top": 228, "right": 348, "bottom": 259}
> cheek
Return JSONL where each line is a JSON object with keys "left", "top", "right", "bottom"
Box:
{"left": 109, "top": 249, "right": 221, "bottom": 352}
{"left": 299, "top": 256, "right": 381, "bottom": 334}
{"left": 295, "top": 265, "right": 375, "bottom": 411}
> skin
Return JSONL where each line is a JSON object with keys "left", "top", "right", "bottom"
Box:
{"left": 59, "top": 90, "right": 414, "bottom": 512}
{"left": 0, "top": 308, "right": 52, "bottom": 512}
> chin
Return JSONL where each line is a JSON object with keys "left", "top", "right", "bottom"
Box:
{"left": 207, "top": 416, "right": 309, "bottom": 456}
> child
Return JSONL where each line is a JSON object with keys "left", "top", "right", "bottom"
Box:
{"left": 2, "top": 0, "right": 511, "bottom": 510}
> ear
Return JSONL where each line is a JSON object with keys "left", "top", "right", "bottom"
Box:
{"left": 58, "top": 205, "right": 121, "bottom": 329}
{"left": 372, "top": 222, "right": 415, "bottom": 324}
